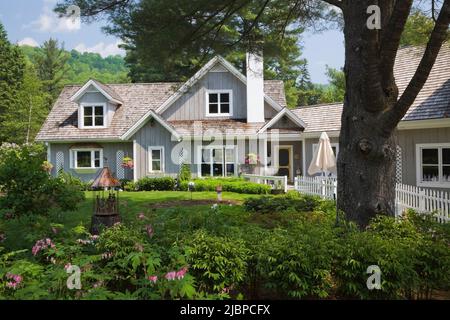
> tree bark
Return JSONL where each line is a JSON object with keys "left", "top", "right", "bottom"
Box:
{"left": 337, "top": 0, "right": 450, "bottom": 228}
{"left": 337, "top": 1, "right": 398, "bottom": 228}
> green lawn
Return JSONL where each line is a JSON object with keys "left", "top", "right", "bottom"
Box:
{"left": 2, "top": 191, "right": 260, "bottom": 250}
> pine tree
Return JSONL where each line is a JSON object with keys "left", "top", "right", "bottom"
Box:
{"left": 0, "top": 22, "right": 27, "bottom": 142}
{"left": 33, "top": 38, "right": 69, "bottom": 109}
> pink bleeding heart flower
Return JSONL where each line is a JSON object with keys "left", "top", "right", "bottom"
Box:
{"left": 165, "top": 271, "right": 176, "bottom": 281}
{"left": 176, "top": 267, "right": 188, "bottom": 280}
{"left": 148, "top": 275, "right": 158, "bottom": 284}
{"left": 138, "top": 213, "right": 146, "bottom": 220}
{"left": 145, "top": 225, "right": 154, "bottom": 238}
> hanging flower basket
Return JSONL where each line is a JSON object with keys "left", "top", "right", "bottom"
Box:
{"left": 245, "top": 153, "right": 260, "bottom": 165}
{"left": 121, "top": 156, "right": 134, "bottom": 169}
{"left": 240, "top": 153, "right": 260, "bottom": 174}
{"left": 42, "top": 161, "right": 53, "bottom": 173}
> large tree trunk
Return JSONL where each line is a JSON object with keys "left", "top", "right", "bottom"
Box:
{"left": 336, "top": 0, "right": 450, "bottom": 228}
{"left": 337, "top": 1, "right": 399, "bottom": 227}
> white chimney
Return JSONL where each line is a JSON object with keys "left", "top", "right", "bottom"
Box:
{"left": 246, "top": 52, "right": 265, "bottom": 123}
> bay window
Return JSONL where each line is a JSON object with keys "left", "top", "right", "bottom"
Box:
{"left": 417, "top": 144, "right": 450, "bottom": 186}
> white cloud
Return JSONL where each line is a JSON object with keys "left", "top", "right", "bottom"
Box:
{"left": 74, "top": 41, "right": 125, "bottom": 58}
{"left": 25, "top": 0, "right": 81, "bottom": 33}
{"left": 18, "top": 37, "right": 40, "bottom": 47}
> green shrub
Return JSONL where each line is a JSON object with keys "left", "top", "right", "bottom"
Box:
{"left": 135, "top": 177, "right": 176, "bottom": 191}
{"left": 244, "top": 194, "right": 320, "bottom": 214}
{"left": 252, "top": 213, "right": 337, "bottom": 299}
{"left": 179, "top": 178, "right": 270, "bottom": 194}
{"left": 123, "top": 181, "right": 137, "bottom": 192}
{"left": 179, "top": 164, "right": 191, "bottom": 182}
{"left": 0, "top": 144, "right": 85, "bottom": 216}
{"left": 186, "top": 230, "right": 250, "bottom": 292}
{"left": 333, "top": 214, "right": 450, "bottom": 299}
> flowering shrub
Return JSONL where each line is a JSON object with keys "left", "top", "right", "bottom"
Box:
{"left": 32, "top": 238, "right": 55, "bottom": 256}
{"left": 5, "top": 273, "right": 23, "bottom": 289}
{"left": 0, "top": 143, "right": 85, "bottom": 216}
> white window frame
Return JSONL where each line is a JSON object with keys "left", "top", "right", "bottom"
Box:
{"left": 80, "top": 103, "right": 107, "bottom": 128}
{"left": 197, "top": 145, "right": 238, "bottom": 177}
{"left": 416, "top": 143, "right": 450, "bottom": 188}
{"left": 70, "top": 148, "right": 103, "bottom": 169}
{"left": 148, "top": 146, "right": 165, "bottom": 173}
{"left": 205, "top": 90, "right": 233, "bottom": 117}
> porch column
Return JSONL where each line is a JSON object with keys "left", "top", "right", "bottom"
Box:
{"left": 133, "top": 139, "right": 138, "bottom": 182}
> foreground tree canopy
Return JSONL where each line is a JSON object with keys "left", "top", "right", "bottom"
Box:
{"left": 56, "top": 0, "right": 450, "bottom": 227}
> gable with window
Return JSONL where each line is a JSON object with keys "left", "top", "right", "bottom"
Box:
{"left": 206, "top": 90, "right": 233, "bottom": 117}
{"left": 81, "top": 103, "right": 106, "bottom": 128}
{"left": 149, "top": 147, "right": 165, "bottom": 173}
{"left": 70, "top": 148, "right": 103, "bottom": 169}
{"left": 416, "top": 143, "right": 450, "bottom": 187}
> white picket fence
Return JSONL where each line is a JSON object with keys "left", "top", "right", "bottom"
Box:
{"left": 294, "top": 176, "right": 450, "bottom": 223}
{"left": 242, "top": 174, "right": 288, "bottom": 193}
{"left": 395, "top": 183, "right": 450, "bottom": 223}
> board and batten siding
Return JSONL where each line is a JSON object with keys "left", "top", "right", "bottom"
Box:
{"left": 162, "top": 71, "right": 277, "bottom": 121}
{"left": 132, "top": 120, "right": 181, "bottom": 178}
{"left": 397, "top": 127, "right": 450, "bottom": 188}
{"left": 49, "top": 142, "right": 133, "bottom": 181}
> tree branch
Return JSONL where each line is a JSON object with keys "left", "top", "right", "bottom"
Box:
{"left": 380, "top": 0, "right": 414, "bottom": 72}
{"left": 322, "top": 0, "right": 343, "bottom": 9}
{"left": 382, "top": 0, "right": 450, "bottom": 131}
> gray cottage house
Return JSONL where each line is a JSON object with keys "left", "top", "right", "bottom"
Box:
{"left": 36, "top": 47, "right": 450, "bottom": 189}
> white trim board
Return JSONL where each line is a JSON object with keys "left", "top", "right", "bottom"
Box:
{"left": 258, "top": 108, "right": 306, "bottom": 134}
{"left": 121, "top": 110, "right": 181, "bottom": 141}
{"left": 70, "top": 79, "right": 123, "bottom": 105}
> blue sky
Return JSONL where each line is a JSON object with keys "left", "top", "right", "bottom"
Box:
{"left": 0, "top": 0, "right": 345, "bottom": 84}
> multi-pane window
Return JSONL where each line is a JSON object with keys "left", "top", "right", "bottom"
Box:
{"left": 83, "top": 105, "right": 105, "bottom": 127}
{"left": 207, "top": 91, "right": 232, "bottom": 116}
{"left": 201, "top": 147, "right": 236, "bottom": 177}
{"left": 149, "top": 147, "right": 164, "bottom": 172}
{"left": 71, "top": 149, "right": 103, "bottom": 169}
{"left": 418, "top": 145, "right": 450, "bottom": 185}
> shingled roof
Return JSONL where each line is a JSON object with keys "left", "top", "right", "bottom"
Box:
{"left": 36, "top": 79, "right": 287, "bottom": 141}
{"left": 293, "top": 45, "right": 450, "bottom": 133}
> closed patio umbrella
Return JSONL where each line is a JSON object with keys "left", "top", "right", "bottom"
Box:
{"left": 308, "top": 132, "right": 337, "bottom": 176}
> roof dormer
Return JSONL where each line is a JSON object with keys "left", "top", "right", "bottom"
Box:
{"left": 70, "top": 79, "right": 123, "bottom": 129}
